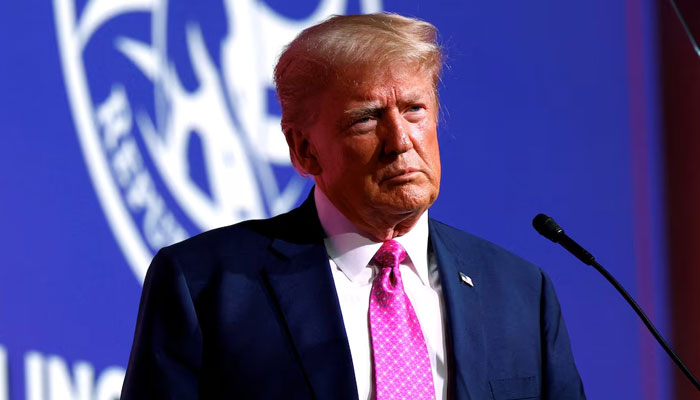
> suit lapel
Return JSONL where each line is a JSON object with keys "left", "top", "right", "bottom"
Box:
{"left": 430, "top": 220, "right": 488, "bottom": 400}
{"left": 261, "top": 192, "right": 358, "bottom": 400}
{"left": 259, "top": 194, "right": 491, "bottom": 400}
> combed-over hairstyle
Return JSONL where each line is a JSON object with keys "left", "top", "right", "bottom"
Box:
{"left": 274, "top": 13, "right": 443, "bottom": 134}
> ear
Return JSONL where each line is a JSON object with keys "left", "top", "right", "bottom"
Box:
{"left": 283, "top": 126, "right": 322, "bottom": 176}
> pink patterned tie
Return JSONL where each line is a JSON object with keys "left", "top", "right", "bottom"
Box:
{"left": 369, "top": 240, "right": 436, "bottom": 400}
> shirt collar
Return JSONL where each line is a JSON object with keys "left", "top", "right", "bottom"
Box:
{"left": 314, "top": 187, "right": 430, "bottom": 286}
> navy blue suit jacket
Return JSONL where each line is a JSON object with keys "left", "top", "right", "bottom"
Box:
{"left": 121, "top": 193, "right": 585, "bottom": 399}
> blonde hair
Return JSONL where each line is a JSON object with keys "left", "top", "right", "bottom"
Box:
{"left": 274, "top": 13, "right": 443, "bottom": 134}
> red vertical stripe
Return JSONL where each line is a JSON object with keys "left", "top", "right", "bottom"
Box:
{"left": 626, "top": 0, "right": 660, "bottom": 398}
{"left": 659, "top": 0, "right": 700, "bottom": 398}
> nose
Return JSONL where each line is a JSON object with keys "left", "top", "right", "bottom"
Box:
{"left": 381, "top": 110, "right": 413, "bottom": 156}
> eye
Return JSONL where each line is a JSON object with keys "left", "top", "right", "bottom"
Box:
{"left": 351, "top": 112, "right": 380, "bottom": 128}
{"left": 404, "top": 105, "right": 426, "bottom": 122}
{"left": 348, "top": 115, "right": 377, "bottom": 134}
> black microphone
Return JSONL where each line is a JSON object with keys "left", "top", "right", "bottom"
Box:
{"left": 532, "top": 214, "right": 594, "bottom": 265}
{"left": 532, "top": 213, "right": 700, "bottom": 392}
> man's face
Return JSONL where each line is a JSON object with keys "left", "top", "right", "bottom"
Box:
{"left": 303, "top": 65, "right": 441, "bottom": 235}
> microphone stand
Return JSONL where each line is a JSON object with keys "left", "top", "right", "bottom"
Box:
{"left": 589, "top": 258, "right": 700, "bottom": 391}
{"left": 533, "top": 213, "right": 700, "bottom": 392}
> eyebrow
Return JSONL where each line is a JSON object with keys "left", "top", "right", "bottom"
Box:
{"left": 400, "top": 92, "right": 426, "bottom": 105}
{"left": 342, "top": 92, "right": 428, "bottom": 120}
{"left": 344, "top": 102, "right": 383, "bottom": 120}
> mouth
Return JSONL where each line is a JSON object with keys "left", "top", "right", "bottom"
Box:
{"left": 380, "top": 168, "right": 422, "bottom": 184}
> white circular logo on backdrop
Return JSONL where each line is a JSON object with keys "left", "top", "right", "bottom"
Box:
{"left": 54, "top": 0, "right": 382, "bottom": 282}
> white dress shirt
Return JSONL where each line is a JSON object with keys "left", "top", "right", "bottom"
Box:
{"left": 314, "top": 188, "right": 448, "bottom": 400}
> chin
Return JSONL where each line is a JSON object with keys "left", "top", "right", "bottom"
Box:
{"left": 376, "top": 184, "right": 438, "bottom": 213}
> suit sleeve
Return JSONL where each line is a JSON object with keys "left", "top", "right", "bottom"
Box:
{"left": 540, "top": 270, "right": 587, "bottom": 399}
{"left": 121, "top": 250, "right": 203, "bottom": 399}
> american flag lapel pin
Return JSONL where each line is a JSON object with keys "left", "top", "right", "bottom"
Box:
{"left": 459, "top": 272, "right": 474, "bottom": 287}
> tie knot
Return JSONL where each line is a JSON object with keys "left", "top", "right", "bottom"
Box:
{"left": 372, "top": 240, "right": 407, "bottom": 269}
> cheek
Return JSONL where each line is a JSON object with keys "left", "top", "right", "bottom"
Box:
{"left": 318, "top": 137, "right": 377, "bottom": 178}
{"left": 415, "top": 124, "right": 440, "bottom": 165}
{"left": 341, "top": 137, "right": 380, "bottom": 164}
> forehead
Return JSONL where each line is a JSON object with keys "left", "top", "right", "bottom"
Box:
{"left": 329, "top": 64, "right": 435, "bottom": 102}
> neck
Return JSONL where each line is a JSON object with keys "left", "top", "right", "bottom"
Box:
{"left": 352, "top": 210, "right": 424, "bottom": 241}
{"left": 314, "top": 187, "right": 427, "bottom": 242}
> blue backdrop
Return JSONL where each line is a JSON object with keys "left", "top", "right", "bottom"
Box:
{"left": 0, "top": 0, "right": 669, "bottom": 399}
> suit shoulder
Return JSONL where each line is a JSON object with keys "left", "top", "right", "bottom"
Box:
{"left": 153, "top": 211, "right": 300, "bottom": 282}
{"left": 162, "top": 202, "right": 314, "bottom": 257}
{"left": 160, "top": 220, "right": 265, "bottom": 259}
{"left": 429, "top": 218, "right": 543, "bottom": 281}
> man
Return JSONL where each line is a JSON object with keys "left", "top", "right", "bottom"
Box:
{"left": 122, "top": 13, "right": 585, "bottom": 399}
